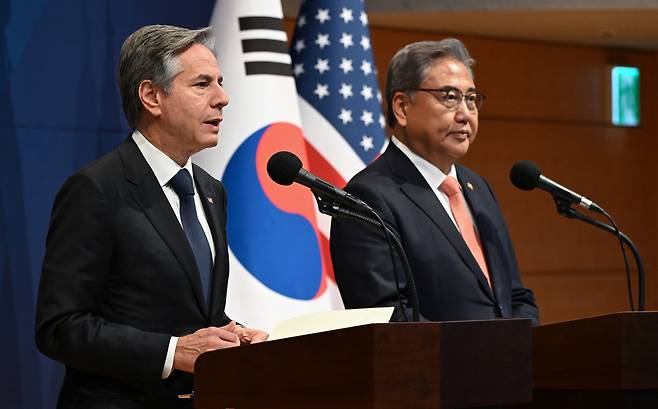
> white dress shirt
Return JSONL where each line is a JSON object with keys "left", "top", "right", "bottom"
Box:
{"left": 132, "top": 130, "right": 216, "bottom": 379}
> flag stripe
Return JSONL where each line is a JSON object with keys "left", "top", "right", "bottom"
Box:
{"left": 242, "top": 51, "right": 291, "bottom": 64}
{"left": 238, "top": 16, "right": 284, "bottom": 31}
{"left": 242, "top": 39, "right": 288, "bottom": 54}
{"left": 298, "top": 96, "right": 366, "bottom": 182}
{"left": 240, "top": 29, "right": 288, "bottom": 41}
{"left": 245, "top": 61, "right": 292, "bottom": 76}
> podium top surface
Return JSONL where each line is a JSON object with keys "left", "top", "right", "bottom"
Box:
{"left": 532, "top": 311, "right": 658, "bottom": 390}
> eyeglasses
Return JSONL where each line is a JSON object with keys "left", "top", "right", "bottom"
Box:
{"left": 412, "top": 87, "right": 486, "bottom": 112}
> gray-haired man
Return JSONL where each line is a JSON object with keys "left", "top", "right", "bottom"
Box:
{"left": 331, "top": 39, "right": 539, "bottom": 325}
{"left": 36, "top": 24, "right": 266, "bottom": 409}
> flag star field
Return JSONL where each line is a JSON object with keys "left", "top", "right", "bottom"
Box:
{"left": 290, "top": 0, "right": 386, "bottom": 161}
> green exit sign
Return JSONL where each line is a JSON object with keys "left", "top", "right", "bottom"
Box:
{"left": 611, "top": 66, "right": 640, "bottom": 127}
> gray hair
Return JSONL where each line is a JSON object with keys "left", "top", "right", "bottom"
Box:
{"left": 118, "top": 25, "right": 215, "bottom": 128}
{"left": 385, "top": 38, "right": 475, "bottom": 128}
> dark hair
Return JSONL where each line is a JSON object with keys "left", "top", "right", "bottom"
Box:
{"left": 385, "top": 38, "right": 475, "bottom": 127}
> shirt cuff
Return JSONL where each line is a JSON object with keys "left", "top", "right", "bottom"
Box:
{"left": 161, "top": 336, "right": 179, "bottom": 379}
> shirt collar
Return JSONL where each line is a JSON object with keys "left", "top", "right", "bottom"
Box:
{"left": 391, "top": 136, "right": 458, "bottom": 190}
{"left": 132, "top": 130, "right": 194, "bottom": 188}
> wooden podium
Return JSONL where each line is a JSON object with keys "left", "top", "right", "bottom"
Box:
{"left": 516, "top": 311, "right": 658, "bottom": 409}
{"left": 194, "top": 319, "right": 532, "bottom": 409}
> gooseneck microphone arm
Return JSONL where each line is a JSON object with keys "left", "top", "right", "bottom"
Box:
{"left": 511, "top": 160, "right": 645, "bottom": 312}
{"left": 315, "top": 196, "right": 421, "bottom": 322}
{"left": 553, "top": 197, "right": 645, "bottom": 311}
{"left": 266, "top": 151, "right": 421, "bottom": 322}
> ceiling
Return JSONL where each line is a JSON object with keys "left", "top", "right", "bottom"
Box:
{"left": 281, "top": 0, "right": 658, "bottom": 51}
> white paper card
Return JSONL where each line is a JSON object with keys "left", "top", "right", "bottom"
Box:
{"left": 269, "top": 307, "right": 394, "bottom": 341}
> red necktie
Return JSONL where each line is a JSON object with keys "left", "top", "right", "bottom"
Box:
{"left": 439, "top": 176, "right": 491, "bottom": 287}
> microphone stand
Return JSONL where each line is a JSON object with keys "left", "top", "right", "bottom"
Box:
{"left": 553, "top": 197, "right": 645, "bottom": 311}
{"left": 313, "top": 194, "right": 421, "bottom": 322}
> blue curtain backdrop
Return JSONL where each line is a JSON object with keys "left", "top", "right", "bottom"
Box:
{"left": 1, "top": 1, "right": 216, "bottom": 407}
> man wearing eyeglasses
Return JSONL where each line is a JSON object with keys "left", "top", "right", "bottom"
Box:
{"left": 330, "top": 39, "right": 539, "bottom": 325}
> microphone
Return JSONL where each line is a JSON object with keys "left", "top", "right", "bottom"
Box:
{"left": 267, "top": 151, "right": 370, "bottom": 210}
{"left": 268, "top": 150, "right": 420, "bottom": 321}
{"left": 267, "top": 150, "right": 421, "bottom": 321}
{"left": 510, "top": 160, "right": 602, "bottom": 213}
{"left": 510, "top": 160, "right": 645, "bottom": 311}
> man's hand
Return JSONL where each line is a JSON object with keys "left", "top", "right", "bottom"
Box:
{"left": 173, "top": 321, "right": 240, "bottom": 373}
{"left": 234, "top": 325, "right": 268, "bottom": 345}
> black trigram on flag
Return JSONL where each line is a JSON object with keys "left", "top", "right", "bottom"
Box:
{"left": 238, "top": 16, "right": 292, "bottom": 76}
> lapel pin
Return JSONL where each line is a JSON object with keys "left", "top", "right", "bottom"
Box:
{"left": 466, "top": 182, "right": 474, "bottom": 191}
{"left": 207, "top": 197, "right": 214, "bottom": 204}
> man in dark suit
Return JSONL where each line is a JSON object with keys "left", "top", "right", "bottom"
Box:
{"left": 35, "top": 25, "right": 267, "bottom": 408}
{"left": 330, "top": 39, "right": 539, "bottom": 325}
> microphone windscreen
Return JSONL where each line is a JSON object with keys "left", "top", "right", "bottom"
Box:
{"left": 267, "top": 151, "right": 303, "bottom": 186}
{"left": 510, "top": 160, "right": 541, "bottom": 191}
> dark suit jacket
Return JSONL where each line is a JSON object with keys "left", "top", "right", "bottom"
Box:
{"left": 35, "top": 137, "right": 231, "bottom": 408}
{"left": 330, "top": 142, "right": 539, "bottom": 325}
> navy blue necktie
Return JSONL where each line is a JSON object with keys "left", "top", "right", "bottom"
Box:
{"left": 169, "top": 169, "right": 212, "bottom": 306}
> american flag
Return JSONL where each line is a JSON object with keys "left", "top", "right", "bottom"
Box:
{"left": 290, "top": 0, "right": 387, "bottom": 171}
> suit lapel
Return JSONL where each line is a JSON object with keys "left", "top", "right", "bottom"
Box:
{"left": 386, "top": 144, "right": 494, "bottom": 301}
{"left": 118, "top": 138, "right": 209, "bottom": 316}
{"left": 193, "top": 167, "right": 228, "bottom": 322}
